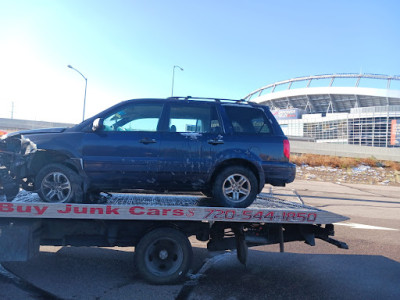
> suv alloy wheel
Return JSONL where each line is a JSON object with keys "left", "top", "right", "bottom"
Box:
{"left": 213, "top": 166, "right": 258, "bottom": 208}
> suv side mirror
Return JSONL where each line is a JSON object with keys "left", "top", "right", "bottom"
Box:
{"left": 92, "top": 118, "right": 104, "bottom": 132}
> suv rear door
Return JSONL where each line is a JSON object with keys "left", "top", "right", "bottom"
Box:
{"left": 157, "top": 101, "right": 224, "bottom": 190}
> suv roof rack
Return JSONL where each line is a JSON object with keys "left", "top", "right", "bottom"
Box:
{"left": 167, "top": 96, "right": 247, "bottom": 103}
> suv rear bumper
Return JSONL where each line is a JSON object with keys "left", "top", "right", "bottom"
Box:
{"left": 261, "top": 161, "right": 296, "bottom": 186}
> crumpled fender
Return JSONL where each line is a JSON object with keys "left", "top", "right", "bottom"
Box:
{"left": 0, "top": 134, "right": 38, "bottom": 200}
{"left": 0, "top": 134, "right": 37, "bottom": 173}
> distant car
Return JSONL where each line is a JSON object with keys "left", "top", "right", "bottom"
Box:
{"left": 0, "top": 97, "right": 295, "bottom": 207}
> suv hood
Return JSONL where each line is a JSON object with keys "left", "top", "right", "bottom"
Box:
{"left": 1, "top": 127, "right": 67, "bottom": 155}
{"left": 2, "top": 127, "right": 67, "bottom": 139}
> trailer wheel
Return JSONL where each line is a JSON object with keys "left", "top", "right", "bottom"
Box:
{"left": 213, "top": 166, "right": 258, "bottom": 208}
{"left": 36, "top": 163, "right": 82, "bottom": 203}
{"left": 134, "top": 228, "right": 193, "bottom": 284}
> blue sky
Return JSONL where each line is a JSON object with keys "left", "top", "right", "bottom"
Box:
{"left": 1, "top": 0, "right": 399, "bottom": 123}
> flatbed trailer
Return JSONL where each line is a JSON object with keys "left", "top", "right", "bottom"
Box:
{"left": 0, "top": 192, "right": 349, "bottom": 284}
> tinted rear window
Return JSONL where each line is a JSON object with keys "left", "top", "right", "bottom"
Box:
{"left": 224, "top": 106, "right": 272, "bottom": 134}
{"left": 168, "top": 104, "right": 221, "bottom": 133}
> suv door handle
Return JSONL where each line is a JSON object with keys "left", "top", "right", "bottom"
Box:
{"left": 140, "top": 138, "right": 157, "bottom": 144}
{"left": 208, "top": 139, "right": 224, "bottom": 145}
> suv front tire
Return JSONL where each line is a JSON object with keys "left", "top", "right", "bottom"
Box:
{"left": 36, "top": 163, "right": 83, "bottom": 203}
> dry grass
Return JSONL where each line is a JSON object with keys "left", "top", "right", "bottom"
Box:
{"left": 385, "top": 160, "right": 400, "bottom": 171}
{"left": 291, "top": 153, "right": 400, "bottom": 171}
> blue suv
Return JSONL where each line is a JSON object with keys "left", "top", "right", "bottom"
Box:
{"left": 0, "top": 97, "right": 295, "bottom": 207}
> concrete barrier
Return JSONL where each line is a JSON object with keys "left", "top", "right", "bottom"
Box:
{"left": 0, "top": 118, "right": 75, "bottom": 133}
{"left": 291, "top": 140, "right": 400, "bottom": 161}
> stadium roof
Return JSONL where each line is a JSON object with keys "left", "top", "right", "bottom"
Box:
{"left": 245, "top": 74, "right": 400, "bottom": 114}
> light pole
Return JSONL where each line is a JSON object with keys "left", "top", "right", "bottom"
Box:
{"left": 171, "top": 65, "right": 183, "bottom": 97}
{"left": 68, "top": 65, "right": 87, "bottom": 122}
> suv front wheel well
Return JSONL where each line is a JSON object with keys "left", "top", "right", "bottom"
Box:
{"left": 30, "top": 151, "right": 79, "bottom": 176}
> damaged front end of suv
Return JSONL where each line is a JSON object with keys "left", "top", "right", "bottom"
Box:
{"left": 0, "top": 133, "right": 37, "bottom": 201}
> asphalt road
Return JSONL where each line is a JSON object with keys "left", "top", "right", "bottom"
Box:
{"left": 1, "top": 180, "right": 399, "bottom": 300}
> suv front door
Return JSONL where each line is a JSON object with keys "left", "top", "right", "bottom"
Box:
{"left": 81, "top": 101, "right": 164, "bottom": 190}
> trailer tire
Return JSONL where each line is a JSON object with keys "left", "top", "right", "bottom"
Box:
{"left": 134, "top": 227, "right": 192, "bottom": 284}
{"left": 213, "top": 166, "right": 258, "bottom": 208}
{"left": 36, "top": 163, "right": 83, "bottom": 203}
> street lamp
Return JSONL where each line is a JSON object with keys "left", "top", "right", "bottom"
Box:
{"left": 68, "top": 65, "right": 87, "bottom": 122}
{"left": 171, "top": 65, "right": 184, "bottom": 97}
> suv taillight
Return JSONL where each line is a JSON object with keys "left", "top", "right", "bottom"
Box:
{"left": 283, "top": 139, "right": 290, "bottom": 160}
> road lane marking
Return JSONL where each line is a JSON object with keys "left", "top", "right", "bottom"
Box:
{"left": 334, "top": 222, "right": 399, "bottom": 231}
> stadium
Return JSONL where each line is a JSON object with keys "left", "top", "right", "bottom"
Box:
{"left": 245, "top": 74, "right": 400, "bottom": 148}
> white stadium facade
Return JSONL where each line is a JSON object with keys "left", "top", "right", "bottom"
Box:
{"left": 245, "top": 74, "right": 400, "bottom": 148}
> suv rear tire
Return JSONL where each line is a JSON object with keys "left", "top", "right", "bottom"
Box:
{"left": 36, "top": 163, "right": 82, "bottom": 203}
{"left": 213, "top": 166, "right": 258, "bottom": 208}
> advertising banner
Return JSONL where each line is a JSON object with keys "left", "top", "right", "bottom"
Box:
{"left": 0, "top": 201, "right": 344, "bottom": 224}
{"left": 272, "top": 108, "right": 302, "bottom": 120}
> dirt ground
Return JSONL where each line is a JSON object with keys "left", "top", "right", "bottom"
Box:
{"left": 295, "top": 164, "right": 400, "bottom": 186}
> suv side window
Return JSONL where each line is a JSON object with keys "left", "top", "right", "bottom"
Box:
{"left": 224, "top": 106, "right": 272, "bottom": 134}
{"left": 168, "top": 104, "right": 221, "bottom": 133}
{"left": 102, "top": 103, "right": 164, "bottom": 132}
